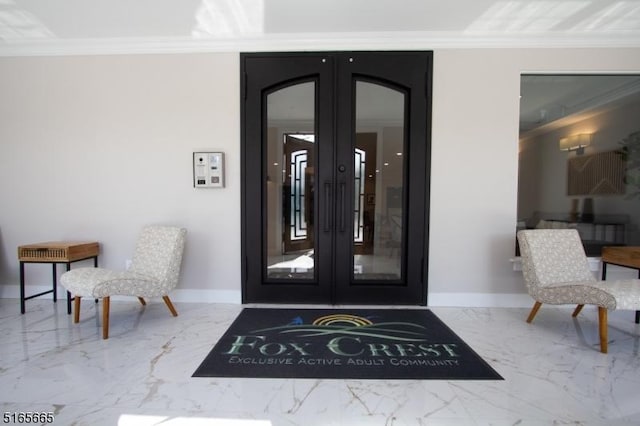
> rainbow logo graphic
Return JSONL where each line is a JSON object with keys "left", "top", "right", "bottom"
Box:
{"left": 251, "top": 312, "right": 427, "bottom": 342}
{"left": 312, "top": 314, "right": 374, "bottom": 327}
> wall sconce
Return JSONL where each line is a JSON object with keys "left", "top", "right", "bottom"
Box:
{"left": 559, "top": 133, "right": 592, "bottom": 155}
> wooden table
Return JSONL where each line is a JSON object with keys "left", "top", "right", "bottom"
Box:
{"left": 601, "top": 246, "right": 640, "bottom": 324}
{"left": 18, "top": 241, "right": 99, "bottom": 314}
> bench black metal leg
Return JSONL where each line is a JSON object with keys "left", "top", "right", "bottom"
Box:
{"left": 20, "top": 262, "right": 25, "bottom": 314}
{"left": 52, "top": 264, "right": 58, "bottom": 302}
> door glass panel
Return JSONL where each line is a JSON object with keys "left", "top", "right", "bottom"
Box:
{"left": 353, "top": 81, "right": 405, "bottom": 281}
{"left": 266, "top": 82, "right": 316, "bottom": 280}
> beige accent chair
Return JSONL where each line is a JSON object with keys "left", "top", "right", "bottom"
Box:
{"left": 61, "top": 225, "right": 186, "bottom": 339}
{"left": 517, "top": 229, "right": 640, "bottom": 353}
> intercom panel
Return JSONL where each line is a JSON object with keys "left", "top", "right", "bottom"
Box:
{"left": 193, "top": 152, "right": 225, "bottom": 188}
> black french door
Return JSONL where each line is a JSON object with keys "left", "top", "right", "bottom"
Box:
{"left": 241, "top": 51, "right": 432, "bottom": 305}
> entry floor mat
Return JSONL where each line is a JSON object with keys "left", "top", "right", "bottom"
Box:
{"left": 193, "top": 308, "right": 503, "bottom": 380}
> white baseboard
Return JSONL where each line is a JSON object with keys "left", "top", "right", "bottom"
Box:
{"left": 0, "top": 284, "right": 53, "bottom": 299}
{"left": 427, "top": 292, "right": 533, "bottom": 308}
{"left": 1, "top": 284, "right": 534, "bottom": 308}
{"left": 170, "top": 288, "right": 241, "bottom": 304}
{"left": 0, "top": 284, "right": 242, "bottom": 305}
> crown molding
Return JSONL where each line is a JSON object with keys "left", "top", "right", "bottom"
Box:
{"left": 2, "top": 31, "right": 640, "bottom": 57}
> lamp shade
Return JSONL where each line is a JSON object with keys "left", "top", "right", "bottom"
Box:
{"left": 559, "top": 133, "right": 592, "bottom": 151}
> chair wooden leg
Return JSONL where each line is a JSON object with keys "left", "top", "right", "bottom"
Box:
{"left": 572, "top": 304, "right": 584, "bottom": 317}
{"left": 102, "top": 297, "right": 110, "bottom": 340}
{"left": 138, "top": 297, "right": 146, "bottom": 306}
{"left": 598, "top": 307, "right": 608, "bottom": 353}
{"left": 162, "top": 295, "right": 178, "bottom": 317}
{"left": 526, "top": 301, "right": 542, "bottom": 323}
{"left": 74, "top": 296, "right": 81, "bottom": 323}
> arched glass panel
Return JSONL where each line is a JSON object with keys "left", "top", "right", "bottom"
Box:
{"left": 265, "top": 81, "right": 316, "bottom": 280}
{"left": 353, "top": 81, "right": 405, "bottom": 281}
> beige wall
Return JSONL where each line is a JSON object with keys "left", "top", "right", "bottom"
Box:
{"left": 2, "top": 48, "right": 640, "bottom": 306}
{"left": 0, "top": 53, "right": 241, "bottom": 302}
{"left": 429, "top": 48, "right": 640, "bottom": 305}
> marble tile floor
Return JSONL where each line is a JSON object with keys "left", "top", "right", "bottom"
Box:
{"left": 1, "top": 298, "right": 639, "bottom": 426}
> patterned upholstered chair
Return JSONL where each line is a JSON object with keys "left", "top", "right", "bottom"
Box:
{"left": 517, "top": 229, "right": 640, "bottom": 353}
{"left": 61, "top": 225, "right": 186, "bottom": 339}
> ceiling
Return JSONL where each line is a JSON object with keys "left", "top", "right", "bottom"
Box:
{"left": 1, "top": 0, "right": 640, "bottom": 56}
{"left": 2, "top": 1, "right": 639, "bottom": 134}
{"left": 519, "top": 74, "right": 640, "bottom": 137}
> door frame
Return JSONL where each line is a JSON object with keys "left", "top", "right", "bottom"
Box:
{"left": 241, "top": 53, "right": 335, "bottom": 304}
{"left": 240, "top": 51, "right": 432, "bottom": 305}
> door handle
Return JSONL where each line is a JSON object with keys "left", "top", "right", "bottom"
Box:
{"left": 339, "top": 182, "right": 346, "bottom": 233}
{"left": 324, "top": 182, "right": 332, "bottom": 232}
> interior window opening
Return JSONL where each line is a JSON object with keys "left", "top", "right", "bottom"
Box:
{"left": 517, "top": 74, "right": 640, "bottom": 256}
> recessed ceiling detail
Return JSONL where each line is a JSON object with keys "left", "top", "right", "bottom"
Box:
{"left": 1, "top": 0, "right": 640, "bottom": 56}
{"left": 519, "top": 74, "right": 640, "bottom": 138}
